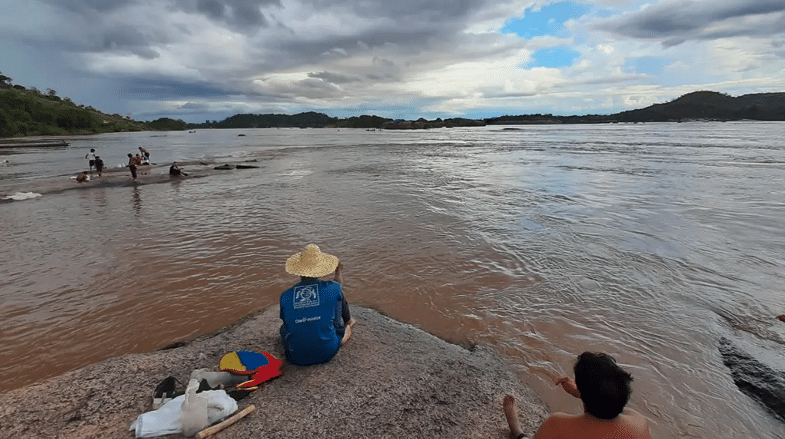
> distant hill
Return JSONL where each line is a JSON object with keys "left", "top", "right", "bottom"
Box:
{"left": 2, "top": 72, "right": 784, "bottom": 138}
{"left": 486, "top": 91, "right": 785, "bottom": 125}
{"left": 0, "top": 74, "right": 186, "bottom": 138}
{"left": 613, "top": 91, "right": 785, "bottom": 122}
{"left": 203, "top": 111, "right": 339, "bottom": 129}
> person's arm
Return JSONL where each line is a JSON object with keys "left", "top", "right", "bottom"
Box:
{"left": 555, "top": 377, "right": 581, "bottom": 398}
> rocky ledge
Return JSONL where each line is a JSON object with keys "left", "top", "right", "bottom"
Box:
{"left": 0, "top": 306, "right": 547, "bottom": 438}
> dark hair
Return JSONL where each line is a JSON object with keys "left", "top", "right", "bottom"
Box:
{"left": 128, "top": 153, "right": 133, "bottom": 157}
{"left": 574, "top": 352, "right": 632, "bottom": 419}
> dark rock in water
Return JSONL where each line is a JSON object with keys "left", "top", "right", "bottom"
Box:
{"left": 214, "top": 164, "right": 234, "bottom": 170}
{"left": 718, "top": 337, "right": 785, "bottom": 422}
{"left": 235, "top": 164, "right": 259, "bottom": 169}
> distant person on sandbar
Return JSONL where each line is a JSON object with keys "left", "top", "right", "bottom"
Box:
{"left": 127, "top": 153, "right": 138, "bottom": 179}
{"left": 279, "top": 244, "right": 356, "bottom": 366}
{"left": 94, "top": 156, "right": 104, "bottom": 177}
{"left": 139, "top": 146, "right": 150, "bottom": 163}
{"left": 85, "top": 148, "right": 96, "bottom": 172}
{"left": 169, "top": 162, "right": 187, "bottom": 176}
{"left": 503, "top": 352, "right": 651, "bottom": 439}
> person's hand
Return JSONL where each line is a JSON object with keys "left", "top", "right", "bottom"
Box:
{"left": 341, "top": 322, "right": 353, "bottom": 345}
{"left": 555, "top": 377, "right": 581, "bottom": 398}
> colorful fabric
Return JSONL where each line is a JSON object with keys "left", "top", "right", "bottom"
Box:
{"left": 218, "top": 351, "right": 283, "bottom": 389}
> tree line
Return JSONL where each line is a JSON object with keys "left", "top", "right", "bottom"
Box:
{"left": 3, "top": 70, "right": 785, "bottom": 138}
{"left": 0, "top": 72, "right": 150, "bottom": 138}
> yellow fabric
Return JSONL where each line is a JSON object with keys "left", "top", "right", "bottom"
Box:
{"left": 219, "top": 351, "right": 246, "bottom": 372}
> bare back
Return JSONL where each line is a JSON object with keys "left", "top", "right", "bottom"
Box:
{"left": 532, "top": 408, "right": 651, "bottom": 439}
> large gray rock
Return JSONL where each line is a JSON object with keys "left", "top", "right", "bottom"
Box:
{"left": 0, "top": 306, "right": 547, "bottom": 438}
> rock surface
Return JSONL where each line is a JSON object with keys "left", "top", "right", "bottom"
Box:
{"left": 0, "top": 306, "right": 547, "bottom": 438}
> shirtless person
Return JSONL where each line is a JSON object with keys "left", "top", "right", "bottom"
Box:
{"left": 503, "top": 352, "right": 651, "bottom": 439}
{"left": 127, "top": 153, "right": 139, "bottom": 179}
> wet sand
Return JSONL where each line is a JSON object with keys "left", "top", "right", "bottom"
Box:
{"left": 0, "top": 160, "right": 240, "bottom": 201}
{"left": 0, "top": 305, "right": 547, "bottom": 438}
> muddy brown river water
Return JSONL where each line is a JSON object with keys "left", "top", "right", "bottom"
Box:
{"left": 1, "top": 123, "right": 784, "bottom": 437}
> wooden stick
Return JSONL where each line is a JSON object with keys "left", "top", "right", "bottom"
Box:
{"left": 195, "top": 405, "right": 256, "bottom": 439}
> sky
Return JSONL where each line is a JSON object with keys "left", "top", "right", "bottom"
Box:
{"left": 1, "top": 0, "right": 784, "bottom": 123}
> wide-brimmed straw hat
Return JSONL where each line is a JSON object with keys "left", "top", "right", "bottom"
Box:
{"left": 285, "top": 244, "right": 339, "bottom": 278}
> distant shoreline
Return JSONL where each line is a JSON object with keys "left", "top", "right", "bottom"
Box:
{"left": 2, "top": 89, "right": 785, "bottom": 139}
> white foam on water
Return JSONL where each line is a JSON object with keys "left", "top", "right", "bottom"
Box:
{"left": 3, "top": 192, "right": 42, "bottom": 201}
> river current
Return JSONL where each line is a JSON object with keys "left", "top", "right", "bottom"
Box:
{"left": 1, "top": 123, "right": 784, "bottom": 438}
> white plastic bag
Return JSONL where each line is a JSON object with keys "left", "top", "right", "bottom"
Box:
{"left": 130, "top": 383, "right": 238, "bottom": 438}
{"left": 181, "top": 379, "right": 209, "bottom": 436}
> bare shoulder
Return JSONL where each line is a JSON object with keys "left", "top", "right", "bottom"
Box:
{"left": 619, "top": 408, "right": 652, "bottom": 438}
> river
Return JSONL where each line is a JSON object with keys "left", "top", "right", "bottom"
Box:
{"left": 1, "top": 123, "right": 784, "bottom": 438}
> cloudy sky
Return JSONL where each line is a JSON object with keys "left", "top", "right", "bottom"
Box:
{"left": 1, "top": 0, "right": 784, "bottom": 123}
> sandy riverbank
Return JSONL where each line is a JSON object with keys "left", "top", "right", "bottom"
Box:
{"left": 0, "top": 305, "right": 548, "bottom": 438}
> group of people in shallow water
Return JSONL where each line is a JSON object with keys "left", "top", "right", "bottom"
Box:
{"left": 280, "top": 243, "right": 650, "bottom": 439}
{"left": 78, "top": 146, "right": 186, "bottom": 181}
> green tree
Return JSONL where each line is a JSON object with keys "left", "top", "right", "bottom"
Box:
{"left": 0, "top": 72, "right": 12, "bottom": 87}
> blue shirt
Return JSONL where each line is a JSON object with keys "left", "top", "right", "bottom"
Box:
{"left": 279, "top": 279, "right": 345, "bottom": 366}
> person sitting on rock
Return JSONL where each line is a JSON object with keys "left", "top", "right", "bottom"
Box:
{"left": 503, "top": 352, "right": 651, "bottom": 439}
{"left": 279, "top": 244, "right": 356, "bottom": 366}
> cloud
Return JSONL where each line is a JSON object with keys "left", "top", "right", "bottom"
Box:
{"left": 308, "top": 71, "right": 363, "bottom": 85}
{"left": 185, "top": 0, "right": 277, "bottom": 28}
{"left": 3, "top": 0, "right": 785, "bottom": 122}
{"left": 43, "top": 0, "right": 133, "bottom": 13}
{"left": 594, "top": 0, "right": 785, "bottom": 46}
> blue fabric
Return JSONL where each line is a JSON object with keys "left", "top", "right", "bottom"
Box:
{"left": 236, "top": 351, "right": 270, "bottom": 369}
{"left": 279, "top": 279, "right": 345, "bottom": 366}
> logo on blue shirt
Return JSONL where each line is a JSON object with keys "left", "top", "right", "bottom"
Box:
{"left": 293, "top": 285, "right": 320, "bottom": 309}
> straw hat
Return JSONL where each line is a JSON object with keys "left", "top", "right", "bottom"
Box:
{"left": 285, "top": 244, "right": 339, "bottom": 278}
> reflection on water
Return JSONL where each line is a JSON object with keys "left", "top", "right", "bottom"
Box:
{"left": 1, "top": 124, "right": 785, "bottom": 438}
{"left": 132, "top": 184, "right": 141, "bottom": 216}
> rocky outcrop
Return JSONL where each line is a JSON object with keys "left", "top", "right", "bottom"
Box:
{"left": 0, "top": 306, "right": 547, "bottom": 438}
{"left": 718, "top": 337, "right": 785, "bottom": 422}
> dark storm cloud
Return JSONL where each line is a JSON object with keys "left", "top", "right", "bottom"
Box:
{"left": 43, "top": 0, "right": 134, "bottom": 13}
{"left": 46, "top": 0, "right": 278, "bottom": 29}
{"left": 177, "top": 0, "right": 280, "bottom": 28}
{"left": 302, "top": 0, "right": 475, "bottom": 20}
{"left": 118, "top": 77, "right": 232, "bottom": 100}
{"left": 102, "top": 26, "right": 162, "bottom": 59}
{"left": 595, "top": 0, "right": 785, "bottom": 45}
